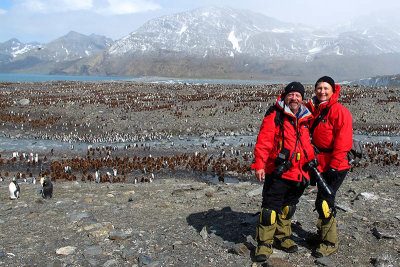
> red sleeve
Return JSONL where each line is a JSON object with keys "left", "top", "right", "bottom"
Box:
{"left": 251, "top": 112, "right": 277, "bottom": 170}
{"left": 329, "top": 105, "right": 353, "bottom": 169}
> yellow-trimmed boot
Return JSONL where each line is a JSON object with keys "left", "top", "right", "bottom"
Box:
{"left": 312, "top": 216, "right": 338, "bottom": 258}
{"left": 274, "top": 214, "right": 298, "bottom": 253}
{"left": 254, "top": 208, "right": 277, "bottom": 262}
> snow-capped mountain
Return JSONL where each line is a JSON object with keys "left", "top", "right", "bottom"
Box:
{"left": 20, "top": 31, "right": 113, "bottom": 62}
{"left": 0, "top": 38, "right": 42, "bottom": 63}
{"left": 108, "top": 6, "right": 314, "bottom": 60}
{"left": 106, "top": 6, "right": 400, "bottom": 62}
{"left": 3, "top": 6, "right": 400, "bottom": 81}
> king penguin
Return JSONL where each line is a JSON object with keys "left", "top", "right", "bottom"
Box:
{"left": 9, "top": 178, "right": 20, "bottom": 200}
{"left": 42, "top": 177, "right": 53, "bottom": 199}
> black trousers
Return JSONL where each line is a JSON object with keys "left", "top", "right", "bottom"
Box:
{"left": 261, "top": 174, "right": 306, "bottom": 213}
{"left": 315, "top": 169, "right": 348, "bottom": 217}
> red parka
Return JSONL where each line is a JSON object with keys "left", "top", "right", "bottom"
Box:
{"left": 306, "top": 84, "right": 353, "bottom": 172}
{"left": 251, "top": 96, "right": 315, "bottom": 182}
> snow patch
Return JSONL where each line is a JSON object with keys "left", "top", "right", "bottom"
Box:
{"left": 272, "top": 28, "right": 292, "bottom": 33}
{"left": 374, "top": 44, "right": 384, "bottom": 51}
{"left": 177, "top": 25, "right": 187, "bottom": 35}
{"left": 228, "top": 30, "right": 241, "bottom": 53}
{"left": 335, "top": 47, "right": 343, "bottom": 55}
{"left": 308, "top": 47, "right": 322, "bottom": 54}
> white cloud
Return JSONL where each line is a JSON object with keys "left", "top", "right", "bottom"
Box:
{"left": 16, "top": 0, "right": 160, "bottom": 15}
{"left": 0, "top": 8, "right": 7, "bottom": 15}
{"left": 19, "top": 0, "right": 93, "bottom": 13}
{"left": 98, "top": 0, "right": 161, "bottom": 15}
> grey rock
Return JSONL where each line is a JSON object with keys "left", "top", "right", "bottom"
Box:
{"left": 200, "top": 226, "right": 208, "bottom": 240}
{"left": 367, "top": 174, "right": 378, "bottom": 180}
{"left": 122, "top": 247, "right": 137, "bottom": 262}
{"left": 230, "top": 243, "right": 250, "bottom": 256}
{"left": 86, "top": 258, "right": 100, "bottom": 266}
{"left": 360, "top": 192, "right": 377, "bottom": 200}
{"left": 336, "top": 204, "right": 353, "bottom": 212}
{"left": 128, "top": 194, "right": 136, "bottom": 202}
{"left": 18, "top": 99, "right": 30, "bottom": 105}
{"left": 55, "top": 246, "right": 76, "bottom": 255}
{"left": 246, "top": 186, "right": 263, "bottom": 197}
{"left": 372, "top": 227, "right": 397, "bottom": 239}
{"left": 315, "top": 256, "right": 336, "bottom": 266}
{"left": 69, "top": 212, "right": 93, "bottom": 222}
{"left": 138, "top": 253, "right": 152, "bottom": 266}
{"left": 108, "top": 231, "right": 132, "bottom": 240}
{"left": 83, "top": 246, "right": 103, "bottom": 256}
{"left": 0, "top": 250, "right": 5, "bottom": 258}
{"left": 222, "top": 241, "right": 235, "bottom": 249}
{"left": 103, "top": 259, "right": 119, "bottom": 267}
{"left": 370, "top": 256, "right": 396, "bottom": 267}
{"left": 47, "top": 259, "right": 63, "bottom": 267}
{"left": 245, "top": 235, "right": 257, "bottom": 248}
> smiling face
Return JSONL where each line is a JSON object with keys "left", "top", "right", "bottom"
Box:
{"left": 284, "top": 92, "right": 303, "bottom": 114}
{"left": 315, "top": 82, "right": 334, "bottom": 102}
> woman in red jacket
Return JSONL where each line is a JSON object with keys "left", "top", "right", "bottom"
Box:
{"left": 251, "top": 82, "right": 315, "bottom": 262}
{"left": 306, "top": 76, "right": 353, "bottom": 258}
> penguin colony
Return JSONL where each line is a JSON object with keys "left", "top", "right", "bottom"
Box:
{"left": 0, "top": 140, "right": 398, "bottom": 187}
{"left": 0, "top": 81, "right": 399, "bottom": 199}
{"left": 0, "top": 81, "right": 398, "bottom": 145}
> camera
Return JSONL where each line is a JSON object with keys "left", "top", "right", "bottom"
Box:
{"left": 305, "top": 159, "right": 332, "bottom": 195}
{"left": 273, "top": 148, "right": 292, "bottom": 177}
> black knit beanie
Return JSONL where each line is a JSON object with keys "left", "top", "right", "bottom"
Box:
{"left": 282, "top": 81, "right": 305, "bottom": 99}
{"left": 315, "top": 76, "right": 335, "bottom": 92}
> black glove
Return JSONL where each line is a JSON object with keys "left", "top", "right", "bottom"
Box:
{"left": 304, "top": 159, "right": 318, "bottom": 186}
{"left": 325, "top": 167, "right": 338, "bottom": 183}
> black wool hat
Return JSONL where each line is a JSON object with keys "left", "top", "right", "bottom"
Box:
{"left": 315, "top": 76, "right": 335, "bottom": 92}
{"left": 282, "top": 81, "right": 305, "bottom": 99}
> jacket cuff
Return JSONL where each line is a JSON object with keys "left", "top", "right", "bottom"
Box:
{"left": 251, "top": 159, "right": 265, "bottom": 170}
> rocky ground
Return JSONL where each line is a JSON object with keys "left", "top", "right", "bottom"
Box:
{"left": 0, "top": 81, "right": 399, "bottom": 267}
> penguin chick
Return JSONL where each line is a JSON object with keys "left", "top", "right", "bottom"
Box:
{"left": 9, "top": 179, "right": 20, "bottom": 200}
{"left": 42, "top": 177, "right": 53, "bottom": 199}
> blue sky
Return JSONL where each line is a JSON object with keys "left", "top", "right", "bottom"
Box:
{"left": 1, "top": 0, "right": 399, "bottom": 43}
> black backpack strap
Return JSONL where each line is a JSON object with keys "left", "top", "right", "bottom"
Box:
{"left": 264, "top": 105, "right": 284, "bottom": 148}
{"left": 310, "top": 106, "right": 330, "bottom": 135}
{"left": 264, "top": 105, "right": 283, "bottom": 127}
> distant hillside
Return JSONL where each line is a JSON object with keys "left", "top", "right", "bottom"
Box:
{"left": 0, "top": 38, "right": 41, "bottom": 64}
{"left": 0, "top": 31, "right": 112, "bottom": 74}
{"left": 62, "top": 6, "right": 400, "bottom": 81}
{"left": 2, "top": 6, "right": 400, "bottom": 81}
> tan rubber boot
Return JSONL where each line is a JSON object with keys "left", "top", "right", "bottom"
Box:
{"left": 274, "top": 214, "right": 298, "bottom": 253}
{"left": 313, "top": 216, "right": 338, "bottom": 258}
{"left": 255, "top": 223, "right": 276, "bottom": 262}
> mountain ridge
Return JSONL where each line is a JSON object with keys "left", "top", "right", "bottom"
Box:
{"left": 2, "top": 6, "right": 400, "bottom": 81}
